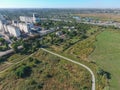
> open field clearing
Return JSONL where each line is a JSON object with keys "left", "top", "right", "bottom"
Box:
{"left": 89, "top": 30, "right": 120, "bottom": 90}
{"left": 77, "top": 13, "right": 120, "bottom": 22}
{"left": 0, "top": 50, "right": 91, "bottom": 90}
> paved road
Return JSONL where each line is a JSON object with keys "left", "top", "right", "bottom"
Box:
{"left": 0, "top": 46, "right": 23, "bottom": 57}
{"left": 41, "top": 48, "right": 95, "bottom": 90}
{"left": 0, "top": 49, "right": 14, "bottom": 57}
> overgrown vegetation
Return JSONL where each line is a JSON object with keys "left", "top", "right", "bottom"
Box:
{"left": 65, "top": 34, "right": 97, "bottom": 61}
{"left": 0, "top": 22, "right": 112, "bottom": 90}
{"left": 15, "top": 65, "right": 31, "bottom": 78}
{"left": 0, "top": 50, "right": 91, "bottom": 90}
{"left": 89, "top": 30, "right": 120, "bottom": 90}
{"left": 0, "top": 38, "right": 9, "bottom": 51}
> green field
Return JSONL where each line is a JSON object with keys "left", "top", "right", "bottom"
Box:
{"left": 0, "top": 50, "right": 91, "bottom": 90}
{"left": 89, "top": 30, "right": 120, "bottom": 90}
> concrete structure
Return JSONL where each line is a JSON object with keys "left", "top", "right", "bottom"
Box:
{"left": 33, "top": 13, "right": 40, "bottom": 23}
{"left": 19, "top": 16, "right": 33, "bottom": 23}
{"left": 0, "top": 15, "right": 5, "bottom": 20}
{"left": 12, "top": 20, "right": 19, "bottom": 27}
{"left": 19, "top": 23, "right": 33, "bottom": 33}
{"left": 0, "top": 20, "right": 3, "bottom": 30}
{"left": 3, "top": 24, "right": 8, "bottom": 32}
{"left": 0, "top": 13, "right": 41, "bottom": 37}
{"left": 0, "top": 20, "right": 8, "bottom": 31}
{"left": 31, "top": 26, "right": 41, "bottom": 31}
{"left": 19, "top": 13, "right": 40, "bottom": 23}
{"left": 7, "top": 25, "right": 21, "bottom": 37}
{"left": 56, "top": 31, "right": 62, "bottom": 36}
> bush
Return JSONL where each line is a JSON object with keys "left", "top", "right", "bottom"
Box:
{"left": 28, "top": 58, "right": 41, "bottom": 67}
{"left": 97, "top": 68, "right": 111, "bottom": 79}
{"left": 15, "top": 65, "right": 31, "bottom": 78}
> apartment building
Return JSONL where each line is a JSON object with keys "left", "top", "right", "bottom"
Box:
{"left": 19, "top": 16, "right": 33, "bottom": 23}
{"left": 19, "top": 23, "right": 29, "bottom": 33}
{"left": 20, "top": 13, "right": 40, "bottom": 23}
{"left": 7, "top": 25, "right": 21, "bottom": 37}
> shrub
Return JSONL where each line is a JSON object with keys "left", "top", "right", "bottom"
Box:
{"left": 97, "top": 68, "right": 111, "bottom": 79}
{"left": 15, "top": 65, "right": 31, "bottom": 78}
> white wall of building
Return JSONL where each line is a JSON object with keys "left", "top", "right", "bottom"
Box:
{"left": 19, "top": 23, "right": 32, "bottom": 33}
{"left": 0, "top": 21, "right": 3, "bottom": 30}
{"left": 20, "top": 16, "right": 33, "bottom": 23}
{"left": 33, "top": 13, "right": 40, "bottom": 23}
{"left": 20, "top": 14, "right": 40, "bottom": 23}
{"left": 12, "top": 20, "right": 19, "bottom": 27}
{"left": 3, "top": 25, "right": 8, "bottom": 32}
{"left": 7, "top": 25, "right": 21, "bottom": 37}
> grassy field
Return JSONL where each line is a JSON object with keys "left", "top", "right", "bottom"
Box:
{"left": 65, "top": 34, "right": 96, "bottom": 61}
{"left": 0, "top": 25, "right": 110, "bottom": 90}
{"left": 0, "top": 50, "right": 91, "bottom": 90}
{"left": 7, "top": 54, "right": 28, "bottom": 63}
{"left": 89, "top": 30, "right": 120, "bottom": 90}
{"left": 76, "top": 13, "right": 120, "bottom": 22}
{"left": 49, "top": 30, "right": 109, "bottom": 90}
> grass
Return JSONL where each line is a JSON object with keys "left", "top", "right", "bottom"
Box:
{"left": 48, "top": 30, "right": 109, "bottom": 90}
{"left": 0, "top": 50, "right": 91, "bottom": 90}
{"left": 0, "top": 54, "right": 28, "bottom": 72}
{"left": 0, "top": 26, "right": 107, "bottom": 90}
{"left": 65, "top": 33, "right": 97, "bottom": 61}
{"left": 76, "top": 13, "right": 120, "bottom": 22}
{"left": 0, "top": 63, "right": 12, "bottom": 71}
{"left": 89, "top": 30, "right": 120, "bottom": 90}
{"left": 7, "top": 54, "right": 28, "bottom": 63}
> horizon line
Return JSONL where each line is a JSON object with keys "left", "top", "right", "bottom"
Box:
{"left": 0, "top": 7, "right": 120, "bottom": 9}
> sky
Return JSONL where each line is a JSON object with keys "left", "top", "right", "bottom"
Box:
{"left": 0, "top": 0, "right": 120, "bottom": 8}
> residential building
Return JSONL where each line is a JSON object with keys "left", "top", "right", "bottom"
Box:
{"left": 31, "top": 26, "right": 41, "bottom": 31}
{"left": 56, "top": 31, "right": 63, "bottom": 36}
{"left": 19, "top": 16, "right": 33, "bottom": 23}
{"left": 33, "top": 13, "right": 40, "bottom": 23}
{"left": 0, "top": 20, "right": 3, "bottom": 30}
{"left": 0, "top": 20, "right": 8, "bottom": 31}
{"left": 19, "top": 13, "right": 40, "bottom": 23}
{"left": 7, "top": 25, "right": 21, "bottom": 37}
{"left": 12, "top": 20, "right": 19, "bottom": 27}
{"left": 19, "top": 23, "right": 33, "bottom": 33}
{"left": 3, "top": 24, "right": 8, "bottom": 32}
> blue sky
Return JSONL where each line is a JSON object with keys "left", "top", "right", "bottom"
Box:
{"left": 0, "top": 0, "right": 120, "bottom": 8}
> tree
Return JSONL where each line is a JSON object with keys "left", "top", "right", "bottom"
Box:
{"left": 11, "top": 43, "right": 18, "bottom": 52}
{"left": 22, "top": 42, "right": 28, "bottom": 49}
{"left": 35, "top": 40, "right": 41, "bottom": 48}
{"left": 15, "top": 65, "right": 31, "bottom": 78}
{"left": 0, "top": 38, "right": 5, "bottom": 42}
